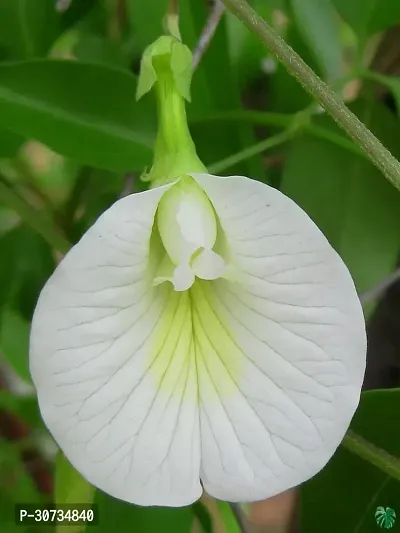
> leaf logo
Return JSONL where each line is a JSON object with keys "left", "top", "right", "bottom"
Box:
{"left": 375, "top": 507, "right": 396, "bottom": 529}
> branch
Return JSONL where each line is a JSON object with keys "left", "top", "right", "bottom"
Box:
{"left": 360, "top": 267, "right": 400, "bottom": 305}
{"left": 343, "top": 430, "right": 400, "bottom": 482}
{"left": 220, "top": 0, "right": 400, "bottom": 191}
{"left": 119, "top": 172, "right": 136, "bottom": 198}
{"left": 190, "top": 109, "right": 365, "bottom": 158}
{"left": 209, "top": 129, "right": 295, "bottom": 173}
{"left": 193, "top": 1, "right": 226, "bottom": 70}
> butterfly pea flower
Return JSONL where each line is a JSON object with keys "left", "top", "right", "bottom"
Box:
{"left": 29, "top": 35, "right": 366, "bottom": 507}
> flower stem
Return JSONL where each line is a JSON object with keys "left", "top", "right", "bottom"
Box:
{"left": 192, "top": 110, "right": 365, "bottom": 159}
{"left": 209, "top": 129, "right": 295, "bottom": 173}
{"left": 342, "top": 430, "right": 400, "bottom": 482}
{"left": 220, "top": 0, "right": 400, "bottom": 191}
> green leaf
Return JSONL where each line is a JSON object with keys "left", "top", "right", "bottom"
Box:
{"left": 226, "top": 2, "right": 269, "bottom": 90}
{"left": 215, "top": 502, "right": 241, "bottom": 533}
{"left": 92, "top": 492, "right": 193, "bottom": 533}
{"left": 59, "top": 0, "right": 98, "bottom": 32}
{"left": 73, "top": 33, "right": 130, "bottom": 69}
{"left": 0, "top": 225, "right": 55, "bottom": 320}
{"left": 68, "top": 169, "right": 124, "bottom": 240}
{"left": 301, "top": 389, "right": 400, "bottom": 533}
{"left": 0, "top": 206, "right": 19, "bottom": 237}
{"left": 0, "top": 0, "right": 60, "bottom": 59}
{"left": 331, "top": 0, "right": 400, "bottom": 38}
{"left": 0, "top": 437, "right": 48, "bottom": 532}
{"left": 126, "top": 0, "right": 167, "bottom": 52}
{"left": 193, "top": 502, "right": 213, "bottom": 533}
{"left": 0, "top": 308, "right": 30, "bottom": 382}
{"left": 366, "top": 73, "right": 400, "bottom": 117}
{"left": 281, "top": 99, "right": 400, "bottom": 302}
{"left": 0, "top": 438, "right": 41, "bottom": 502}
{"left": 268, "top": 23, "right": 315, "bottom": 114}
{"left": 0, "top": 60, "right": 155, "bottom": 172}
{"left": 0, "top": 129, "right": 24, "bottom": 158}
{"left": 290, "top": 0, "right": 342, "bottom": 82}
{"left": 0, "top": 177, "right": 70, "bottom": 254}
{"left": 180, "top": 0, "right": 264, "bottom": 179}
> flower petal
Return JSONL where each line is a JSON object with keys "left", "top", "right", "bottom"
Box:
{"left": 191, "top": 248, "right": 226, "bottom": 280}
{"left": 157, "top": 176, "right": 217, "bottom": 265}
{"left": 30, "top": 186, "right": 202, "bottom": 506}
{"left": 191, "top": 173, "right": 366, "bottom": 502}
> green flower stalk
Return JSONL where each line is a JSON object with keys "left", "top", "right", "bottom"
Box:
{"left": 137, "top": 35, "right": 206, "bottom": 185}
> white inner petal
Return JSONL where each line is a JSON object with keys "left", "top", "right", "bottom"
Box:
{"left": 155, "top": 176, "right": 229, "bottom": 291}
{"left": 191, "top": 248, "right": 226, "bottom": 280}
{"left": 171, "top": 263, "right": 196, "bottom": 291}
{"left": 176, "top": 198, "right": 213, "bottom": 250}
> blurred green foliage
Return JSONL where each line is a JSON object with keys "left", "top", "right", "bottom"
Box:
{"left": 0, "top": 0, "right": 400, "bottom": 532}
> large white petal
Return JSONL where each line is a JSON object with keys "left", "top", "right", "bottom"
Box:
{"left": 191, "top": 173, "right": 366, "bottom": 502}
{"left": 30, "top": 186, "right": 202, "bottom": 506}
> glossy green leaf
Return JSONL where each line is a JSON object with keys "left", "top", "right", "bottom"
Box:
{"left": 281, "top": 99, "right": 400, "bottom": 300}
{"left": 302, "top": 389, "right": 400, "bottom": 533}
{"left": 92, "top": 491, "right": 193, "bottom": 533}
{"left": 0, "top": 60, "right": 155, "bottom": 172}
{"left": 290, "top": 0, "right": 342, "bottom": 82}
{"left": 332, "top": 0, "right": 400, "bottom": 38}
{"left": 0, "top": 0, "right": 60, "bottom": 59}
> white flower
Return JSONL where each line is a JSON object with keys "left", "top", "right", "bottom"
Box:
{"left": 29, "top": 172, "right": 366, "bottom": 507}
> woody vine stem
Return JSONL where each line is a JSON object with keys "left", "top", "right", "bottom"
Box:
{"left": 220, "top": 0, "right": 400, "bottom": 192}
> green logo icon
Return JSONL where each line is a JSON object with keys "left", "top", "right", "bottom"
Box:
{"left": 375, "top": 507, "right": 396, "bottom": 529}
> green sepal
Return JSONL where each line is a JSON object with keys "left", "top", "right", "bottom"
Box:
{"left": 136, "top": 35, "right": 192, "bottom": 102}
